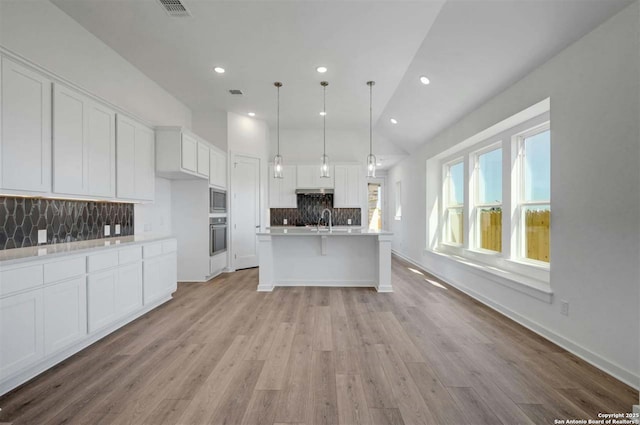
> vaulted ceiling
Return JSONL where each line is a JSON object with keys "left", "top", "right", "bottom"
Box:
{"left": 52, "top": 0, "right": 632, "bottom": 158}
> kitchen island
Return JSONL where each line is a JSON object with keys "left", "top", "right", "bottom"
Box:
{"left": 256, "top": 227, "right": 393, "bottom": 292}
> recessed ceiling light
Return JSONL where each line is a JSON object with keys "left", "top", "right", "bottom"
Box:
{"left": 213, "top": 67, "right": 225, "bottom": 74}
{"left": 248, "top": 112, "right": 256, "bottom": 117}
{"left": 419, "top": 75, "right": 430, "bottom": 85}
{"left": 390, "top": 118, "right": 398, "bottom": 124}
{"left": 320, "top": 111, "right": 327, "bottom": 116}
{"left": 316, "top": 66, "right": 328, "bottom": 73}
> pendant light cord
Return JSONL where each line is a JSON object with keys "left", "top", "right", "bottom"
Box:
{"left": 277, "top": 85, "right": 280, "bottom": 156}
{"left": 323, "top": 84, "right": 326, "bottom": 155}
{"left": 369, "top": 83, "right": 373, "bottom": 156}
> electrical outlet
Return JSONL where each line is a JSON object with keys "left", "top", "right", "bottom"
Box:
{"left": 115, "top": 224, "right": 121, "bottom": 235}
{"left": 560, "top": 300, "right": 569, "bottom": 316}
{"left": 347, "top": 218, "right": 352, "bottom": 225}
{"left": 104, "top": 225, "right": 111, "bottom": 237}
{"left": 283, "top": 219, "right": 288, "bottom": 225}
{"left": 38, "top": 229, "right": 47, "bottom": 244}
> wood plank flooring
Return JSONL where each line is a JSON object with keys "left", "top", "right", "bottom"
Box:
{"left": 0, "top": 256, "right": 637, "bottom": 425}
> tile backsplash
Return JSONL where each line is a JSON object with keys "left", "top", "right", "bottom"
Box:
{"left": 0, "top": 197, "right": 134, "bottom": 250}
{"left": 270, "top": 194, "right": 360, "bottom": 226}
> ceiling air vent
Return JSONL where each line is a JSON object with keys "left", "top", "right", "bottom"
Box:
{"left": 229, "top": 89, "right": 244, "bottom": 96}
{"left": 157, "top": 0, "right": 191, "bottom": 17}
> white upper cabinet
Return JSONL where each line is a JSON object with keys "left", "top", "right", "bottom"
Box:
{"left": 209, "top": 148, "right": 227, "bottom": 188}
{"left": 87, "top": 101, "right": 116, "bottom": 198}
{"left": 156, "top": 127, "right": 215, "bottom": 181}
{"left": 133, "top": 125, "right": 155, "bottom": 201}
{"left": 0, "top": 57, "right": 51, "bottom": 193}
{"left": 53, "top": 84, "right": 89, "bottom": 195}
{"left": 269, "top": 165, "right": 297, "bottom": 208}
{"left": 334, "top": 164, "right": 362, "bottom": 208}
{"left": 181, "top": 133, "right": 198, "bottom": 173}
{"left": 197, "top": 142, "right": 210, "bottom": 178}
{"left": 296, "top": 164, "right": 334, "bottom": 189}
{"left": 53, "top": 84, "right": 117, "bottom": 198}
{"left": 116, "top": 114, "right": 155, "bottom": 202}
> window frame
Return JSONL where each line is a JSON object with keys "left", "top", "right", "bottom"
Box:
{"left": 436, "top": 112, "right": 550, "bottom": 282}
{"left": 471, "top": 142, "right": 503, "bottom": 255}
{"left": 442, "top": 157, "right": 465, "bottom": 247}
{"left": 512, "top": 122, "right": 551, "bottom": 266}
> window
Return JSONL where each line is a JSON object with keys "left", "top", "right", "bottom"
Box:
{"left": 474, "top": 146, "right": 502, "bottom": 252}
{"left": 437, "top": 108, "right": 550, "bottom": 276}
{"left": 394, "top": 181, "right": 402, "bottom": 220}
{"left": 444, "top": 160, "right": 464, "bottom": 245}
{"left": 517, "top": 125, "right": 550, "bottom": 263}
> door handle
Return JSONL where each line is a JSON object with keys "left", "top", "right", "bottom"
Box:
{"left": 255, "top": 226, "right": 260, "bottom": 228}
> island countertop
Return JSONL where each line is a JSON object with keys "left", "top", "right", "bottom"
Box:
{"left": 258, "top": 228, "right": 393, "bottom": 236}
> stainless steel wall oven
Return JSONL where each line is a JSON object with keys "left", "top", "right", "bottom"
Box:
{"left": 210, "top": 217, "right": 227, "bottom": 256}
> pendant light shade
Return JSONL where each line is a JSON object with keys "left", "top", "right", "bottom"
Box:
{"left": 320, "top": 81, "right": 330, "bottom": 178}
{"left": 273, "top": 82, "right": 284, "bottom": 179}
{"left": 366, "top": 81, "right": 376, "bottom": 178}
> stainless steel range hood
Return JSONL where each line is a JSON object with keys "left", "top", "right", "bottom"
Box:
{"left": 295, "top": 188, "right": 334, "bottom": 195}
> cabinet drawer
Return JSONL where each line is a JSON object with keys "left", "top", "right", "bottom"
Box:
{"left": 0, "top": 265, "right": 43, "bottom": 297}
{"left": 87, "top": 251, "right": 119, "bottom": 273}
{"left": 162, "top": 240, "right": 177, "bottom": 254}
{"left": 143, "top": 242, "right": 163, "bottom": 258}
{"left": 44, "top": 257, "right": 85, "bottom": 284}
{"left": 118, "top": 246, "right": 142, "bottom": 265}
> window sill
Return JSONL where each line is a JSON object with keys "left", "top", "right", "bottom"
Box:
{"left": 425, "top": 248, "right": 553, "bottom": 303}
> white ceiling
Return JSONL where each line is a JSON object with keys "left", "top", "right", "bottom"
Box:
{"left": 50, "top": 0, "right": 444, "bottom": 133}
{"left": 51, "top": 0, "right": 631, "bottom": 157}
{"left": 375, "top": 0, "right": 633, "bottom": 152}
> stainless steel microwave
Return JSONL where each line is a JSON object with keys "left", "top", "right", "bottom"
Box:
{"left": 210, "top": 188, "right": 227, "bottom": 213}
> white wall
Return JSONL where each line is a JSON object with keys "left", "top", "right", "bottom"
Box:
{"left": 269, "top": 128, "right": 406, "bottom": 165}
{"left": 0, "top": 0, "right": 197, "bottom": 237}
{"left": 192, "top": 108, "right": 228, "bottom": 151}
{"left": 0, "top": 0, "right": 191, "bottom": 128}
{"left": 134, "top": 178, "right": 172, "bottom": 236}
{"left": 388, "top": 1, "right": 639, "bottom": 388}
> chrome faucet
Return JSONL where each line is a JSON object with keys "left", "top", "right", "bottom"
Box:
{"left": 318, "top": 208, "right": 332, "bottom": 231}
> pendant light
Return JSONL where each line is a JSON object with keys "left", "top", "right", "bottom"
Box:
{"left": 366, "top": 81, "right": 376, "bottom": 178}
{"left": 273, "top": 82, "right": 284, "bottom": 179}
{"left": 320, "top": 81, "right": 330, "bottom": 178}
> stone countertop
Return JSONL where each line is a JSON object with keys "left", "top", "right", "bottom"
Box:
{"left": 0, "top": 234, "right": 175, "bottom": 267}
{"left": 258, "top": 228, "right": 393, "bottom": 236}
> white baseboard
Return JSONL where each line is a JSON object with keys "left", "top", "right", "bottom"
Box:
{"left": 0, "top": 294, "right": 173, "bottom": 397}
{"left": 391, "top": 249, "right": 640, "bottom": 391}
{"left": 275, "top": 279, "right": 374, "bottom": 287}
{"left": 376, "top": 285, "right": 394, "bottom": 293}
{"left": 257, "top": 284, "right": 274, "bottom": 292}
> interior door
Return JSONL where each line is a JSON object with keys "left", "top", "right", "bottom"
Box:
{"left": 231, "top": 155, "right": 260, "bottom": 270}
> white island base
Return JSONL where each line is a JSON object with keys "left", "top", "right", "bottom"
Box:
{"left": 257, "top": 229, "right": 393, "bottom": 292}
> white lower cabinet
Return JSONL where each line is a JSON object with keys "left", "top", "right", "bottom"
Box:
{"left": 87, "top": 269, "right": 118, "bottom": 333}
{"left": 0, "top": 290, "right": 44, "bottom": 380}
{"left": 0, "top": 239, "right": 177, "bottom": 395}
{"left": 87, "top": 262, "right": 143, "bottom": 333}
{"left": 143, "top": 253, "right": 177, "bottom": 305}
{"left": 116, "top": 263, "right": 143, "bottom": 317}
{"left": 43, "top": 276, "right": 87, "bottom": 355}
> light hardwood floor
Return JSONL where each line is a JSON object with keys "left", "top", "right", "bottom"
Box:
{"left": 0, "top": 256, "right": 637, "bottom": 425}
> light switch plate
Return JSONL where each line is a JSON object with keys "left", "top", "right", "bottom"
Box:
{"left": 104, "top": 225, "right": 110, "bottom": 236}
{"left": 115, "top": 224, "right": 121, "bottom": 235}
{"left": 283, "top": 219, "right": 288, "bottom": 225}
{"left": 560, "top": 300, "right": 569, "bottom": 316}
{"left": 38, "top": 229, "right": 47, "bottom": 244}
